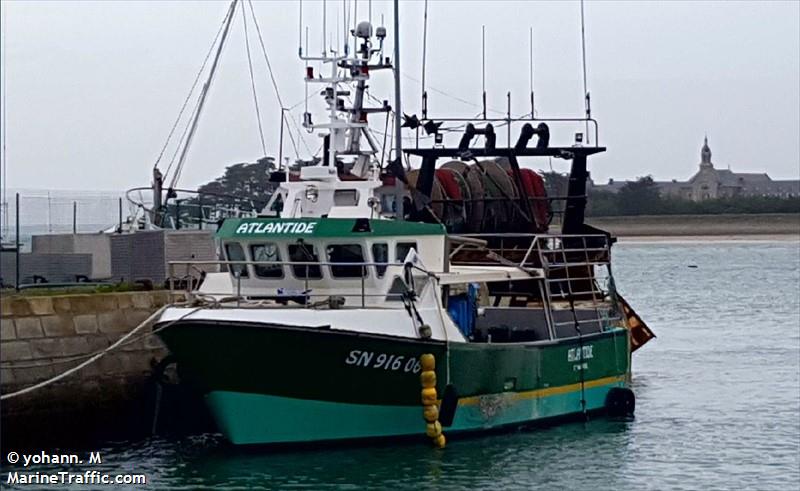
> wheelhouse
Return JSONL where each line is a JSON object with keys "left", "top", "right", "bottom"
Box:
{"left": 215, "top": 217, "right": 447, "bottom": 305}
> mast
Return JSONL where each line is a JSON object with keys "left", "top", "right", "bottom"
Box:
{"left": 392, "top": 0, "right": 404, "bottom": 220}
{"left": 169, "top": 0, "right": 238, "bottom": 192}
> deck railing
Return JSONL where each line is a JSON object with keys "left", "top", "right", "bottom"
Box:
{"left": 449, "top": 233, "right": 620, "bottom": 338}
{"left": 167, "top": 259, "right": 412, "bottom": 309}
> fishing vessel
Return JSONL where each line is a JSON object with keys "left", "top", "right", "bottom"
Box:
{"left": 154, "top": 1, "right": 654, "bottom": 446}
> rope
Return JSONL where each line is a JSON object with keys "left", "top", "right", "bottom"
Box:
{"left": 247, "top": 0, "right": 301, "bottom": 159}
{"left": 165, "top": 94, "right": 203, "bottom": 182}
{"left": 241, "top": 3, "right": 267, "bottom": 156}
{"left": 579, "top": 0, "right": 590, "bottom": 144}
{"left": 287, "top": 111, "right": 314, "bottom": 155}
{"left": 0, "top": 303, "right": 195, "bottom": 369}
{"left": 159, "top": 4, "right": 229, "bottom": 177}
{"left": 568, "top": 296, "right": 587, "bottom": 417}
{"left": 0, "top": 305, "right": 201, "bottom": 401}
{"left": 402, "top": 73, "right": 506, "bottom": 116}
{"left": 170, "top": 0, "right": 238, "bottom": 190}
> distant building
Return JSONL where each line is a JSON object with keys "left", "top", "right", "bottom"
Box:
{"left": 590, "top": 137, "right": 800, "bottom": 201}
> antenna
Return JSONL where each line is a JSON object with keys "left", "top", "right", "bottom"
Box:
{"left": 393, "top": 0, "right": 404, "bottom": 219}
{"left": 481, "top": 25, "right": 486, "bottom": 119}
{"left": 298, "top": 0, "right": 303, "bottom": 56}
{"left": 529, "top": 27, "right": 535, "bottom": 118}
{"left": 304, "top": 26, "right": 309, "bottom": 116}
{"left": 241, "top": 4, "right": 267, "bottom": 156}
{"left": 580, "top": 0, "right": 590, "bottom": 144}
{"left": 337, "top": 0, "right": 350, "bottom": 56}
{"left": 421, "top": 0, "right": 428, "bottom": 119}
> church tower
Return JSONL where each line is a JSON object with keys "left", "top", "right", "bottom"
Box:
{"left": 700, "top": 135, "right": 713, "bottom": 170}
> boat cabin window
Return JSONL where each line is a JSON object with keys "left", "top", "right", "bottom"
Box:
{"left": 327, "top": 244, "right": 367, "bottom": 278}
{"left": 372, "top": 243, "right": 388, "bottom": 278}
{"left": 224, "top": 242, "right": 249, "bottom": 278}
{"left": 250, "top": 243, "right": 283, "bottom": 278}
{"left": 288, "top": 242, "right": 323, "bottom": 279}
{"left": 395, "top": 241, "right": 418, "bottom": 262}
{"left": 334, "top": 189, "right": 359, "bottom": 206}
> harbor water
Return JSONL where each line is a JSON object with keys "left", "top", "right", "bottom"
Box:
{"left": 3, "top": 239, "right": 799, "bottom": 490}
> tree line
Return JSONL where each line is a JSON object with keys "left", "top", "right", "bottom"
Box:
{"left": 582, "top": 176, "right": 800, "bottom": 216}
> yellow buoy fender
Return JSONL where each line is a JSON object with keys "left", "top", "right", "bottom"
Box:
{"left": 420, "top": 354, "right": 436, "bottom": 371}
{"left": 421, "top": 387, "right": 438, "bottom": 406}
{"left": 420, "top": 370, "right": 437, "bottom": 388}
{"left": 426, "top": 421, "right": 443, "bottom": 438}
{"left": 423, "top": 404, "right": 439, "bottom": 422}
{"left": 418, "top": 353, "right": 446, "bottom": 448}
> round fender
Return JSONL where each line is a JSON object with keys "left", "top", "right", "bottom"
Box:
{"left": 605, "top": 387, "right": 636, "bottom": 418}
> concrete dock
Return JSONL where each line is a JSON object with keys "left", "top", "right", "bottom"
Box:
{"left": 0, "top": 291, "right": 210, "bottom": 447}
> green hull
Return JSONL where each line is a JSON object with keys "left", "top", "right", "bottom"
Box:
{"left": 207, "top": 376, "right": 625, "bottom": 445}
{"left": 158, "top": 319, "right": 630, "bottom": 445}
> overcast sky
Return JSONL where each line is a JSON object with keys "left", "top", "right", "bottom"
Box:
{"left": 1, "top": 0, "right": 798, "bottom": 192}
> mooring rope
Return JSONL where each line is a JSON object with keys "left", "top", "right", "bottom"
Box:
{"left": 0, "top": 305, "right": 200, "bottom": 401}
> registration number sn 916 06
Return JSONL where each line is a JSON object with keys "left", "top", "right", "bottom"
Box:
{"left": 345, "top": 350, "right": 422, "bottom": 373}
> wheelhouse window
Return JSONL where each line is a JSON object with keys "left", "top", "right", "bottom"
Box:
{"left": 250, "top": 243, "right": 283, "bottom": 278}
{"left": 395, "top": 242, "right": 418, "bottom": 262}
{"left": 372, "top": 243, "right": 388, "bottom": 278}
{"left": 224, "top": 242, "right": 249, "bottom": 278}
{"left": 327, "top": 244, "right": 367, "bottom": 278}
{"left": 334, "top": 189, "right": 359, "bottom": 206}
{"left": 288, "top": 242, "right": 322, "bottom": 279}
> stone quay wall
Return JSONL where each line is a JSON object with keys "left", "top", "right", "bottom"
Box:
{"left": 0, "top": 291, "right": 180, "bottom": 446}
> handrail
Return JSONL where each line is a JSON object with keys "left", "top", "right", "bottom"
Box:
{"left": 166, "top": 258, "right": 426, "bottom": 310}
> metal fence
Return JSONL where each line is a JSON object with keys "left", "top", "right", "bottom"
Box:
{"left": 0, "top": 191, "right": 128, "bottom": 250}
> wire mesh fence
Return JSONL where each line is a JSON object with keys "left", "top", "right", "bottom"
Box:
{"left": 0, "top": 190, "right": 128, "bottom": 250}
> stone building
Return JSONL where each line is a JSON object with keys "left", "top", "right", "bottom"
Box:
{"left": 591, "top": 137, "right": 800, "bottom": 201}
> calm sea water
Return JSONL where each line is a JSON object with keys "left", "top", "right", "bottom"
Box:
{"left": 3, "top": 240, "right": 799, "bottom": 490}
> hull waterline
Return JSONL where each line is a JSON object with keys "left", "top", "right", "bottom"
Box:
{"left": 157, "top": 319, "right": 631, "bottom": 445}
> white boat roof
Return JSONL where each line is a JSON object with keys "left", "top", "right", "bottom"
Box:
{"left": 435, "top": 265, "right": 543, "bottom": 285}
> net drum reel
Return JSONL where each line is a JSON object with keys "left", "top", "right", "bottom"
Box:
{"left": 401, "top": 121, "right": 564, "bottom": 234}
{"left": 496, "top": 158, "right": 552, "bottom": 231}
{"left": 408, "top": 158, "right": 550, "bottom": 234}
